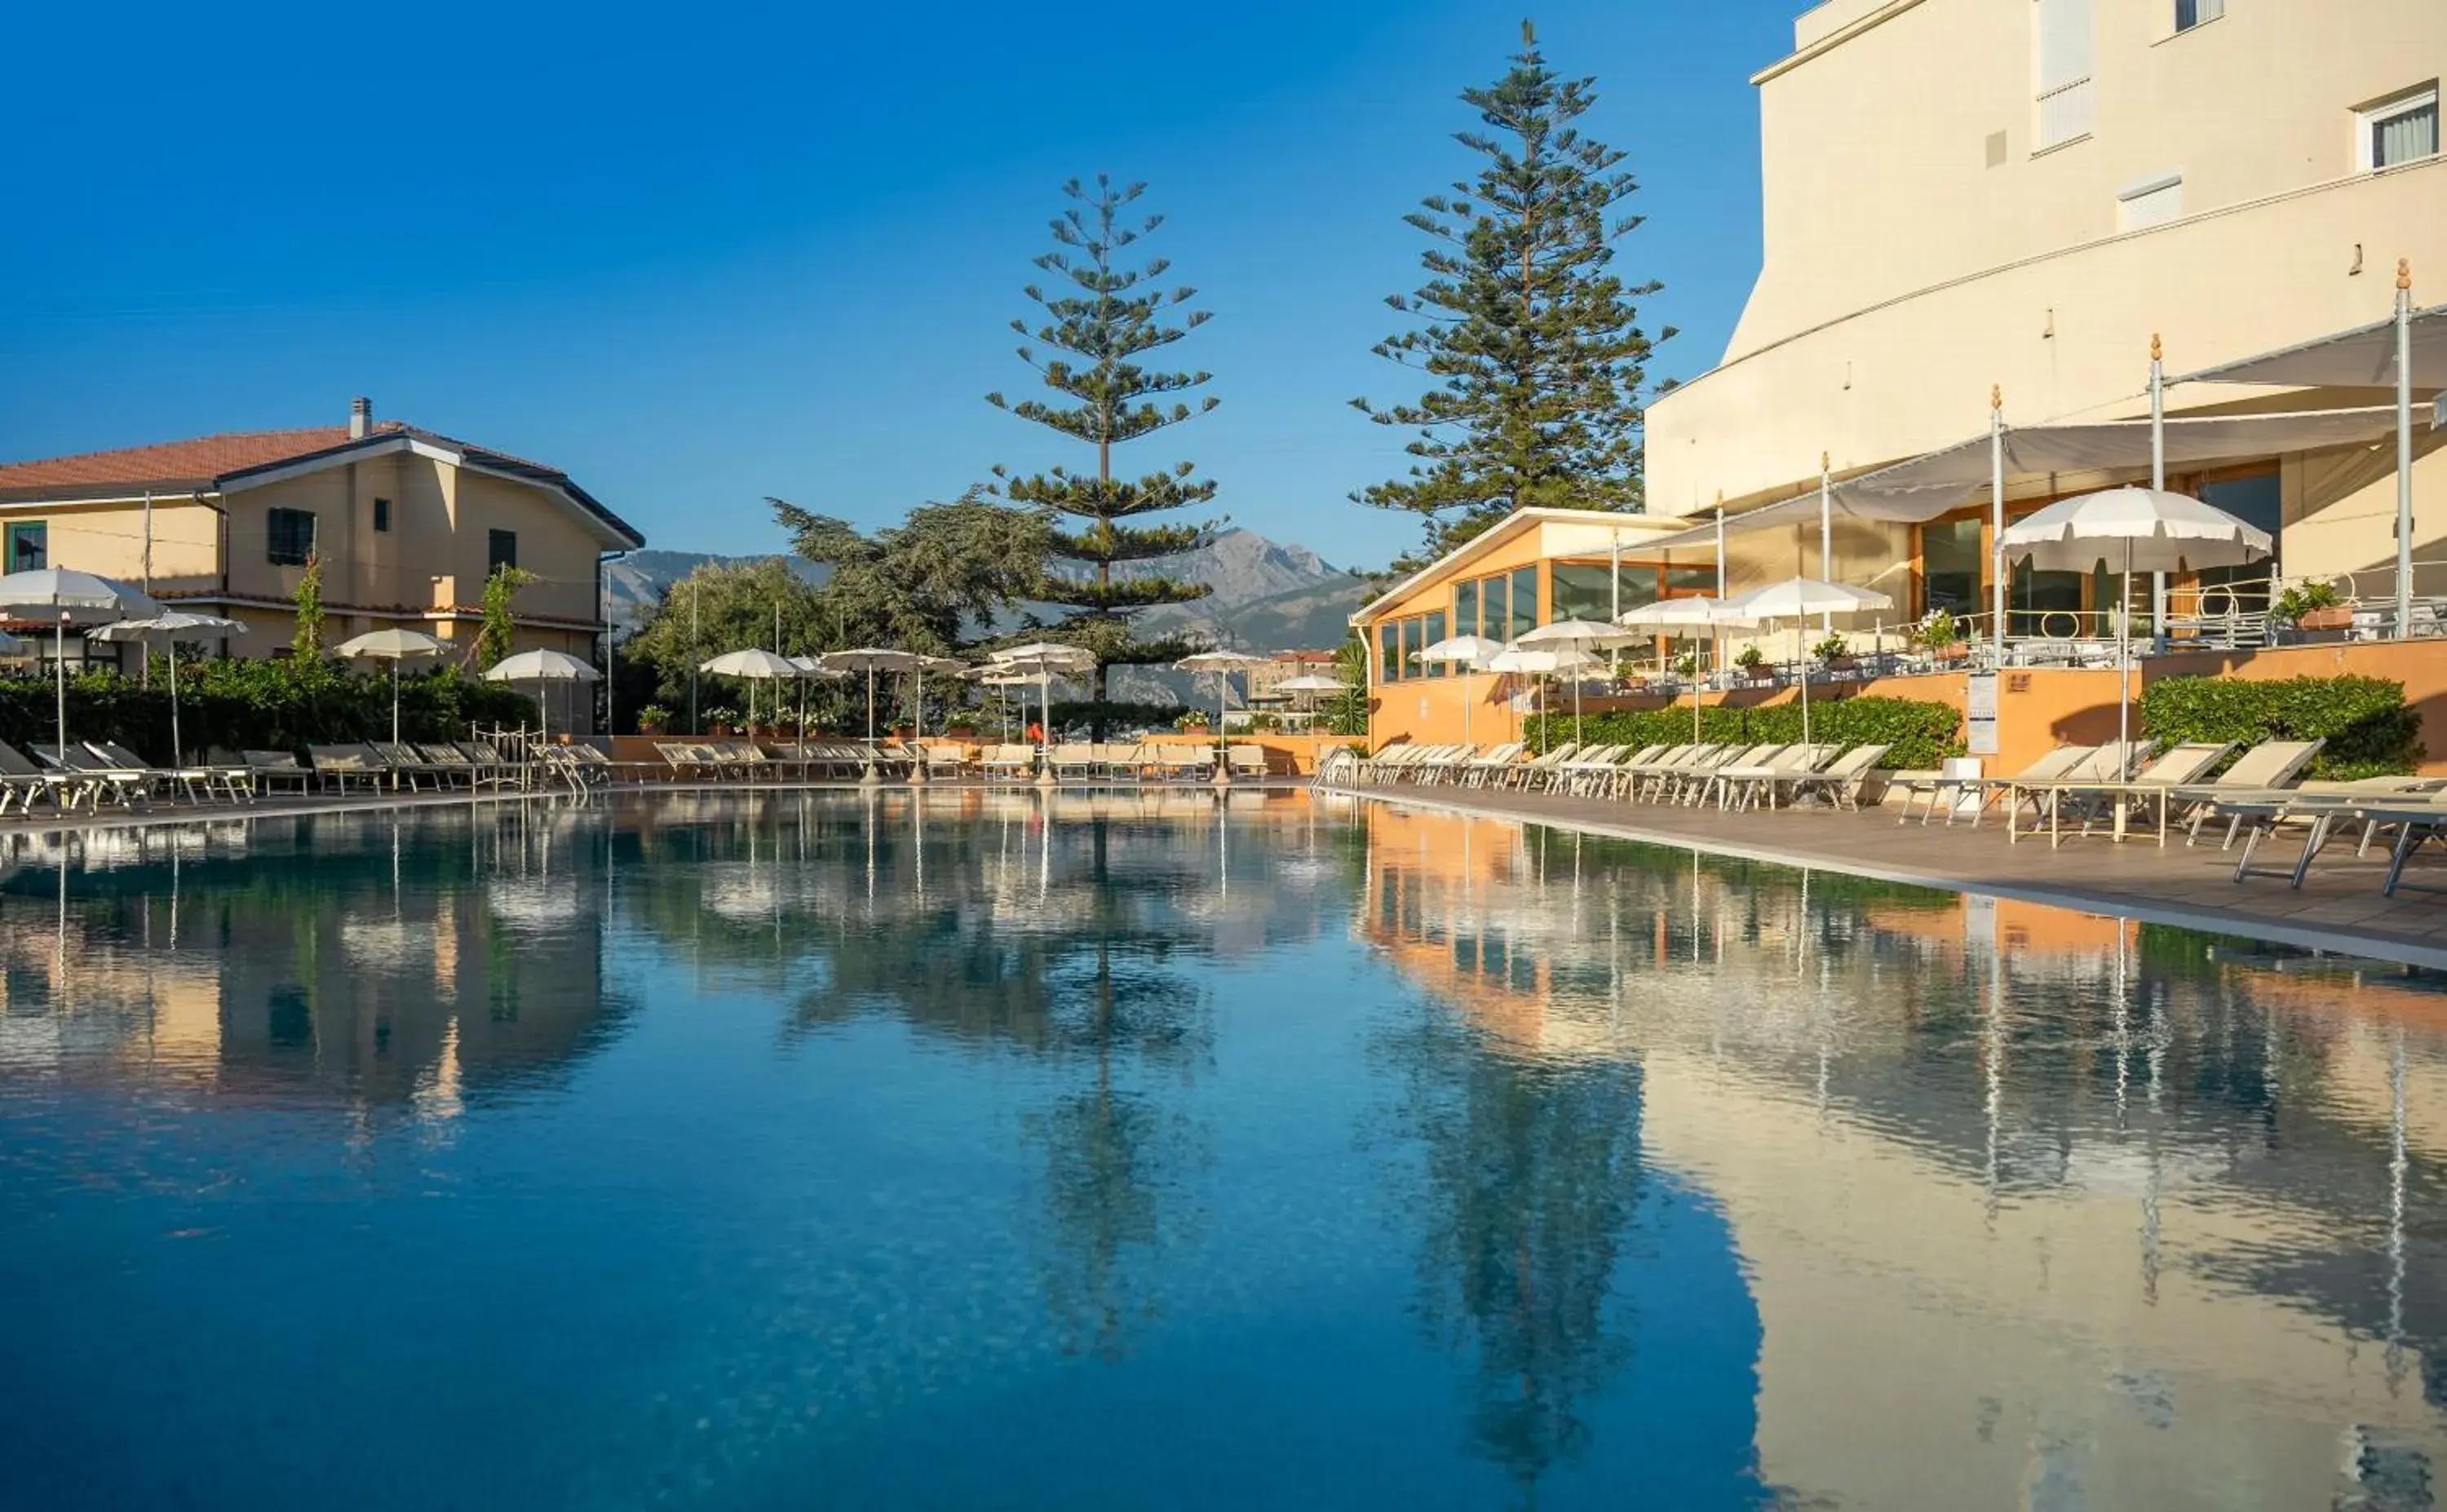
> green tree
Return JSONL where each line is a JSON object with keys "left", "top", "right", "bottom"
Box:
{"left": 1352, "top": 21, "right": 1671, "bottom": 564}
{"left": 622, "top": 559, "right": 829, "bottom": 731}
{"left": 772, "top": 488, "right": 1050, "bottom": 653}
{"left": 475, "top": 563, "right": 538, "bottom": 670}
{"left": 1324, "top": 635, "right": 1371, "bottom": 737}
{"left": 290, "top": 553, "right": 325, "bottom": 659}
{"left": 988, "top": 175, "right": 1220, "bottom": 732}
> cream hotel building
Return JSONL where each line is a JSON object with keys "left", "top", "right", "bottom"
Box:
{"left": 1357, "top": 0, "right": 2445, "bottom": 744}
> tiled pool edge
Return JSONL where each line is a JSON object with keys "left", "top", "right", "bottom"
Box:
{"left": 1330, "top": 783, "right": 2447, "bottom": 975}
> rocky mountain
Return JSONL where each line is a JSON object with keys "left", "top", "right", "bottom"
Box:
{"left": 607, "top": 528, "right": 1369, "bottom": 665}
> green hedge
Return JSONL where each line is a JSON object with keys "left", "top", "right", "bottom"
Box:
{"left": 2139, "top": 674, "right": 2423, "bottom": 780}
{"left": 1525, "top": 696, "right": 1963, "bottom": 770}
{"left": 0, "top": 660, "right": 537, "bottom": 763}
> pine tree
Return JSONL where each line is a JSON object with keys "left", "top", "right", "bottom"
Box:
{"left": 1352, "top": 21, "right": 1673, "bottom": 564}
{"left": 989, "top": 175, "right": 1219, "bottom": 729}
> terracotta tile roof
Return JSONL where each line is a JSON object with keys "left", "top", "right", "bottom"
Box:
{"left": 0, "top": 423, "right": 409, "bottom": 492}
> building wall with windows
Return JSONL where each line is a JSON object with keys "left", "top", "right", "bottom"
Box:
{"left": 1651, "top": 0, "right": 2446, "bottom": 624}
{"left": 1349, "top": 509, "right": 1698, "bottom": 749}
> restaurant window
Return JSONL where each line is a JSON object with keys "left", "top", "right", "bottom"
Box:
{"left": 267, "top": 508, "right": 316, "bottom": 567}
{"left": 488, "top": 528, "right": 519, "bottom": 574}
{"left": 2194, "top": 471, "right": 2282, "bottom": 615}
{"left": 1454, "top": 577, "right": 1480, "bottom": 641}
{"left": 1378, "top": 622, "right": 1401, "bottom": 683}
{"left": 1921, "top": 517, "right": 1985, "bottom": 620}
{"left": 1508, "top": 565, "right": 1539, "bottom": 639}
{"left": 6, "top": 521, "right": 46, "bottom": 572}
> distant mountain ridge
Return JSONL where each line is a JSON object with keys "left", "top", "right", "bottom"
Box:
{"left": 604, "top": 528, "right": 1368, "bottom": 661}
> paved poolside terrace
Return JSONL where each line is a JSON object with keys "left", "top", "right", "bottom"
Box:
{"left": 9, "top": 775, "right": 2447, "bottom": 970}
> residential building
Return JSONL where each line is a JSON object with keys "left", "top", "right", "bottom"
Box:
{"left": 1646, "top": 0, "right": 2446, "bottom": 635}
{"left": 0, "top": 398, "right": 644, "bottom": 689}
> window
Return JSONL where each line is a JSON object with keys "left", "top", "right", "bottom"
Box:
{"left": 2173, "top": 0, "right": 2221, "bottom": 33}
{"left": 5, "top": 522, "right": 46, "bottom": 572}
{"left": 2361, "top": 90, "right": 2440, "bottom": 171}
{"left": 488, "top": 529, "right": 519, "bottom": 574}
{"left": 2117, "top": 173, "right": 2184, "bottom": 231}
{"left": 2034, "top": 0, "right": 2095, "bottom": 150}
{"left": 1454, "top": 578, "right": 1480, "bottom": 643}
{"left": 2193, "top": 472, "right": 2281, "bottom": 615}
{"left": 1921, "top": 517, "right": 1985, "bottom": 619}
{"left": 267, "top": 508, "right": 316, "bottom": 566}
{"left": 373, "top": 496, "right": 392, "bottom": 533}
{"left": 1508, "top": 565, "right": 1540, "bottom": 639}
{"left": 1378, "top": 622, "right": 1400, "bottom": 683}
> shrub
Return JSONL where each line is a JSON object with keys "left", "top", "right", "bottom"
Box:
{"left": 2139, "top": 673, "right": 2423, "bottom": 780}
{"left": 1527, "top": 695, "right": 1962, "bottom": 769}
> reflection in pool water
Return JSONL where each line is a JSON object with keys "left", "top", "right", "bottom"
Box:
{"left": 0, "top": 791, "right": 2441, "bottom": 1510}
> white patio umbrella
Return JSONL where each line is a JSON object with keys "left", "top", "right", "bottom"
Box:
{"left": 1176, "top": 649, "right": 1265, "bottom": 777}
{"left": 1515, "top": 619, "right": 1644, "bottom": 745}
{"left": 99, "top": 610, "right": 251, "bottom": 762}
{"left": 483, "top": 648, "right": 601, "bottom": 744}
{"left": 1272, "top": 673, "right": 1345, "bottom": 727}
{"left": 701, "top": 648, "right": 803, "bottom": 732}
{"left": 1485, "top": 643, "right": 1608, "bottom": 747}
{"left": 1619, "top": 597, "right": 1759, "bottom": 741}
{"left": 0, "top": 568, "right": 162, "bottom": 758}
{"left": 332, "top": 628, "right": 449, "bottom": 747}
{"left": 1725, "top": 577, "right": 1894, "bottom": 745}
{"left": 1998, "top": 486, "right": 2271, "bottom": 752}
{"left": 992, "top": 643, "right": 1095, "bottom": 785}
{"left": 819, "top": 648, "right": 923, "bottom": 749}
{"left": 1413, "top": 633, "right": 1504, "bottom": 746}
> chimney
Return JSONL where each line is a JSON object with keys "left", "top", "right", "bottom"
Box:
{"left": 349, "top": 396, "right": 372, "bottom": 440}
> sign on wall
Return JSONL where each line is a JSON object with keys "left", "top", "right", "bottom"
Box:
{"left": 1966, "top": 672, "right": 1999, "bottom": 757}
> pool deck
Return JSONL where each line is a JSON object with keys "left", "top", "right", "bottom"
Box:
{"left": 1327, "top": 780, "right": 2447, "bottom": 971}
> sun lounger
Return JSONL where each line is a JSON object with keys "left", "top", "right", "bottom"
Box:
{"left": 308, "top": 744, "right": 387, "bottom": 794}
{"left": 1781, "top": 744, "right": 1892, "bottom": 811}
{"left": 1547, "top": 745, "right": 1626, "bottom": 796}
{"left": 1493, "top": 744, "right": 1577, "bottom": 791}
{"left": 241, "top": 749, "right": 313, "bottom": 794}
{"left": 1159, "top": 745, "right": 1215, "bottom": 782}
{"left": 1997, "top": 741, "right": 2150, "bottom": 837}
{"left": 2167, "top": 739, "right": 2328, "bottom": 845}
{"left": 1616, "top": 744, "right": 1703, "bottom": 802}
{"left": 1460, "top": 743, "right": 1529, "bottom": 787}
{"left": 1693, "top": 744, "right": 1789, "bottom": 809}
{"left": 1718, "top": 745, "right": 1842, "bottom": 812}
{"left": 983, "top": 744, "right": 1038, "bottom": 780}
{"left": 2007, "top": 741, "right": 2236, "bottom": 845}
{"left": 1228, "top": 745, "right": 1268, "bottom": 778}
{"left": 2218, "top": 776, "right": 2447, "bottom": 886}
{"left": 0, "top": 740, "right": 74, "bottom": 812}
{"left": 37, "top": 743, "right": 156, "bottom": 808}
{"left": 1898, "top": 744, "right": 2090, "bottom": 828}
{"left": 86, "top": 740, "right": 247, "bottom": 804}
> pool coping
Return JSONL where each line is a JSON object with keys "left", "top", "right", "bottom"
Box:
{"left": 1330, "top": 784, "right": 2447, "bottom": 975}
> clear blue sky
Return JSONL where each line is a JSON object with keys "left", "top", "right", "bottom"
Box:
{"left": 0, "top": 1, "right": 1791, "bottom": 570}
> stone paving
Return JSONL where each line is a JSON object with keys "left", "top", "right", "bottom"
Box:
{"left": 1327, "top": 779, "right": 2447, "bottom": 970}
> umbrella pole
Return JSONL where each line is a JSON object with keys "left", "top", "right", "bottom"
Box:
{"left": 2120, "top": 539, "right": 2133, "bottom": 756}
{"left": 55, "top": 613, "right": 67, "bottom": 757}
{"left": 170, "top": 643, "right": 182, "bottom": 766}
{"left": 392, "top": 661, "right": 402, "bottom": 747}
{"left": 1800, "top": 635, "right": 1812, "bottom": 746}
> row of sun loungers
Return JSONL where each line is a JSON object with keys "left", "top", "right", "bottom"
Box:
{"left": 0, "top": 738, "right": 542, "bottom": 814}
{"left": 650, "top": 740, "right": 1271, "bottom": 783}
{"left": 1347, "top": 740, "right": 1893, "bottom": 813}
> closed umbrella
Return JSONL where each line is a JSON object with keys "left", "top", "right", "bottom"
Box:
{"left": 0, "top": 568, "right": 161, "bottom": 758}
{"left": 1725, "top": 578, "right": 1895, "bottom": 745}
{"left": 333, "top": 628, "right": 449, "bottom": 747}
{"left": 1998, "top": 486, "right": 2270, "bottom": 752}
{"left": 99, "top": 610, "right": 252, "bottom": 762}
{"left": 1515, "top": 619, "right": 1644, "bottom": 745}
{"left": 483, "top": 648, "right": 601, "bottom": 745}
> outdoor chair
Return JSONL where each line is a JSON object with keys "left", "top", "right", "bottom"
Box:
{"left": 37, "top": 744, "right": 155, "bottom": 809}
{"left": 983, "top": 744, "right": 1038, "bottom": 780}
{"left": 242, "top": 750, "right": 314, "bottom": 795}
{"left": 1895, "top": 744, "right": 2091, "bottom": 827}
{"left": 1782, "top": 744, "right": 1892, "bottom": 811}
{"left": 0, "top": 740, "right": 74, "bottom": 813}
{"left": 2015, "top": 741, "right": 2237, "bottom": 846}
{"left": 1718, "top": 745, "right": 1842, "bottom": 812}
{"left": 308, "top": 745, "right": 387, "bottom": 794}
{"left": 2167, "top": 739, "right": 2328, "bottom": 846}
{"left": 369, "top": 741, "right": 449, "bottom": 790}
{"left": 1460, "top": 743, "right": 1528, "bottom": 787}
{"left": 1692, "top": 744, "right": 1788, "bottom": 808}
{"left": 87, "top": 740, "right": 246, "bottom": 805}
{"left": 1160, "top": 745, "right": 1215, "bottom": 782}
{"left": 1051, "top": 744, "right": 1098, "bottom": 781}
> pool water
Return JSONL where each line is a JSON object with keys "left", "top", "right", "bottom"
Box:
{"left": 2, "top": 790, "right": 2443, "bottom": 1510}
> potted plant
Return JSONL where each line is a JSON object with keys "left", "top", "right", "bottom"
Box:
{"left": 1177, "top": 710, "right": 1212, "bottom": 733}
{"left": 1735, "top": 643, "right": 1770, "bottom": 683}
{"left": 1917, "top": 609, "right": 1967, "bottom": 663}
{"left": 637, "top": 705, "right": 671, "bottom": 736}
{"left": 2275, "top": 581, "right": 2351, "bottom": 633}
{"left": 1812, "top": 632, "right": 1854, "bottom": 672}
{"left": 704, "top": 705, "right": 738, "bottom": 736}
{"left": 1671, "top": 652, "right": 1701, "bottom": 679}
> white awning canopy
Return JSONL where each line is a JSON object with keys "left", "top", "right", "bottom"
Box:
{"left": 2175, "top": 304, "right": 2447, "bottom": 388}
{"left": 1644, "top": 405, "right": 2408, "bottom": 551}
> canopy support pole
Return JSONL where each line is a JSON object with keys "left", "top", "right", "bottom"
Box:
{"left": 1990, "top": 390, "right": 2007, "bottom": 659}
{"left": 54, "top": 612, "right": 67, "bottom": 758}
{"left": 1819, "top": 453, "right": 1834, "bottom": 635}
{"left": 2398, "top": 260, "right": 2417, "bottom": 642}
{"left": 2150, "top": 338, "right": 2168, "bottom": 653}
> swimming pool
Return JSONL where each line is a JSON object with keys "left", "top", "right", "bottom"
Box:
{"left": 1, "top": 789, "right": 2440, "bottom": 1510}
